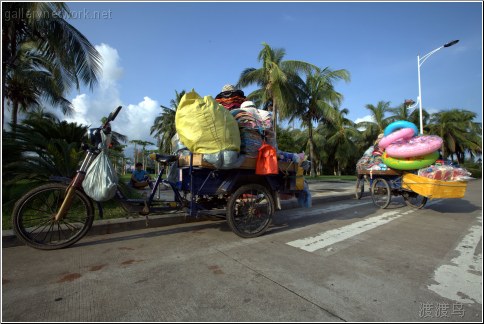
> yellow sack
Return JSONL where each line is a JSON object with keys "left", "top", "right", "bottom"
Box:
{"left": 175, "top": 90, "right": 240, "bottom": 154}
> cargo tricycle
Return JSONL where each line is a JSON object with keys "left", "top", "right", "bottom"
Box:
{"left": 12, "top": 106, "right": 307, "bottom": 250}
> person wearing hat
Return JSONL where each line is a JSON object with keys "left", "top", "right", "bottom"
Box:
{"left": 215, "top": 84, "right": 246, "bottom": 110}
{"left": 240, "top": 100, "right": 256, "bottom": 109}
{"left": 222, "top": 84, "right": 237, "bottom": 92}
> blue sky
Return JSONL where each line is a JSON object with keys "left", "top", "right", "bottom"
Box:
{"left": 48, "top": 1, "right": 482, "bottom": 155}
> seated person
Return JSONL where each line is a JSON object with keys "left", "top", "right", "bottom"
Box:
{"left": 130, "top": 162, "right": 152, "bottom": 189}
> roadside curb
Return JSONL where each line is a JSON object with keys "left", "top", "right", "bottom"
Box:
{"left": 2, "top": 192, "right": 355, "bottom": 248}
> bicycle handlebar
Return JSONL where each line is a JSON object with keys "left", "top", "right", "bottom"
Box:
{"left": 102, "top": 106, "right": 122, "bottom": 129}
{"left": 110, "top": 106, "right": 122, "bottom": 122}
{"left": 85, "top": 106, "right": 123, "bottom": 150}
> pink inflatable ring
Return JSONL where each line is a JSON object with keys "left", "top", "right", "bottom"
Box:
{"left": 378, "top": 128, "right": 415, "bottom": 149}
{"left": 385, "top": 135, "right": 443, "bottom": 158}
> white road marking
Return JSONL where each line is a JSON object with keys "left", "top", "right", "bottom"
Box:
{"left": 427, "top": 213, "right": 482, "bottom": 304}
{"left": 286, "top": 209, "right": 416, "bottom": 252}
{"left": 285, "top": 201, "right": 373, "bottom": 220}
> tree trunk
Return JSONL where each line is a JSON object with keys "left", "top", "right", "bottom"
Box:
{"left": 11, "top": 100, "right": 19, "bottom": 131}
{"left": 308, "top": 123, "right": 316, "bottom": 177}
{"left": 2, "top": 65, "right": 6, "bottom": 131}
{"left": 441, "top": 145, "right": 446, "bottom": 161}
{"left": 142, "top": 148, "right": 146, "bottom": 170}
{"left": 271, "top": 100, "right": 278, "bottom": 145}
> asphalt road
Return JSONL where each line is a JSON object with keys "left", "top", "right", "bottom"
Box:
{"left": 2, "top": 179, "right": 482, "bottom": 322}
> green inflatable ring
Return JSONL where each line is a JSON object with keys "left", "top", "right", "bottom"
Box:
{"left": 382, "top": 151, "right": 439, "bottom": 170}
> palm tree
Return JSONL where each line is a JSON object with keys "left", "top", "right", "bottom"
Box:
{"left": 2, "top": 2, "right": 102, "bottom": 129}
{"left": 138, "top": 140, "right": 156, "bottom": 169}
{"left": 24, "top": 106, "right": 60, "bottom": 122}
{"left": 237, "top": 42, "right": 316, "bottom": 132}
{"left": 356, "top": 100, "right": 393, "bottom": 146}
{"left": 129, "top": 139, "right": 144, "bottom": 166}
{"left": 3, "top": 43, "right": 73, "bottom": 129}
{"left": 3, "top": 117, "right": 89, "bottom": 184}
{"left": 276, "top": 125, "right": 308, "bottom": 153}
{"left": 129, "top": 139, "right": 155, "bottom": 168}
{"left": 426, "top": 109, "right": 482, "bottom": 163}
{"left": 290, "top": 67, "right": 350, "bottom": 176}
{"left": 388, "top": 100, "right": 429, "bottom": 127}
{"left": 150, "top": 90, "right": 185, "bottom": 153}
{"left": 317, "top": 106, "right": 362, "bottom": 175}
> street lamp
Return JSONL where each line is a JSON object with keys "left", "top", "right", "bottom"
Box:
{"left": 416, "top": 39, "right": 459, "bottom": 134}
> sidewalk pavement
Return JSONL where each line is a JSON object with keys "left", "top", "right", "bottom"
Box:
{"left": 2, "top": 180, "right": 356, "bottom": 248}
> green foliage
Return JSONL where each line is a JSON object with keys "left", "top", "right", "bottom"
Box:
{"left": 2, "top": 117, "right": 89, "bottom": 212}
{"left": 461, "top": 161, "right": 482, "bottom": 179}
{"left": 427, "top": 109, "right": 482, "bottom": 163}
{"left": 151, "top": 90, "right": 186, "bottom": 153}
{"left": 276, "top": 126, "right": 308, "bottom": 153}
{"left": 2, "top": 2, "right": 101, "bottom": 129}
{"left": 237, "top": 42, "right": 317, "bottom": 129}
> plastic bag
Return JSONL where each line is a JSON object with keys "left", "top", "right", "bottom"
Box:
{"left": 202, "top": 150, "right": 246, "bottom": 169}
{"left": 82, "top": 134, "right": 118, "bottom": 202}
{"left": 175, "top": 90, "right": 240, "bottom": 154}
{"left": 256, "top": 143, "right": 278, "bottom": 175}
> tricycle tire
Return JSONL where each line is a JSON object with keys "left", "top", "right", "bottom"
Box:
{"left": 402, "top": 190, "right": 428, "bottom": 209}
{"left": 226, "top": 184, "right": 274, "bottom": 238}
{"left": 355, "top": 175, "right": 365, "bottom": 199}
{"left": 371, "top": 178, "right": 391, "bottom": 209}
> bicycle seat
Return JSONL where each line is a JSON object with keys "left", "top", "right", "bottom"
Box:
{"left": 149, "top": 153, "right": 177, "bottom": 164}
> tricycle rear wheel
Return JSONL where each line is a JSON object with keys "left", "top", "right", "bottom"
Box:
{"left": 371, "top": 178, "right": 391, "bottom": 209}
{"left": 402, "top": 190, "right": 428, "bottom": 209}
{"left": 227, "top": 184, "right": 274, "bottom": 238}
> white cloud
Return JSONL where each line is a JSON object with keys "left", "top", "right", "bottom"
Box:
{"left": 354, "top": 115, "right": 375, "bottom": 132}
{"left": 354, "top": 115, "right": 375, "bottom": 124}
{"left": 119, "top": 96, "right": 160, "bottom": 147}
{"left": 64, "top": 43, "right": 160, "bottom": 159}
{"left": 68, "top": 94, "right": 90, "bottom": 125}
{"left": 96, "top": 43, "right": 123, "bottom": 91}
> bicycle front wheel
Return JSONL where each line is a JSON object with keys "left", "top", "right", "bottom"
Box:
{"left": 12, "top": 183, "right": 95, "bottom": 250}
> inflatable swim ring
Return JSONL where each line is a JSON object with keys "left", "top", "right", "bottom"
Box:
{"left": 382, "top": 151, "right": 439, "bottom": 171}
{"left": 385, "top": 135, "right": 443, "bottom": 158}
{"left": 384, "top": 120, "right": 419, "bottom": 137}
{"left": 379, "top": 128, "right": 415, "bottom": 149}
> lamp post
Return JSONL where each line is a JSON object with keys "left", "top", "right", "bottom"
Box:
{"left": 416, "top": 39, "right": 459, "bottom": 134}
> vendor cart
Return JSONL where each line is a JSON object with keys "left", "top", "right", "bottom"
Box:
{"left": 355, "top": 168, "right": 467, "bottom": 209}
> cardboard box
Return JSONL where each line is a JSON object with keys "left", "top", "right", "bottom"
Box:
{"left": 177, "top": 153, "right": 298, "bottom": 172}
